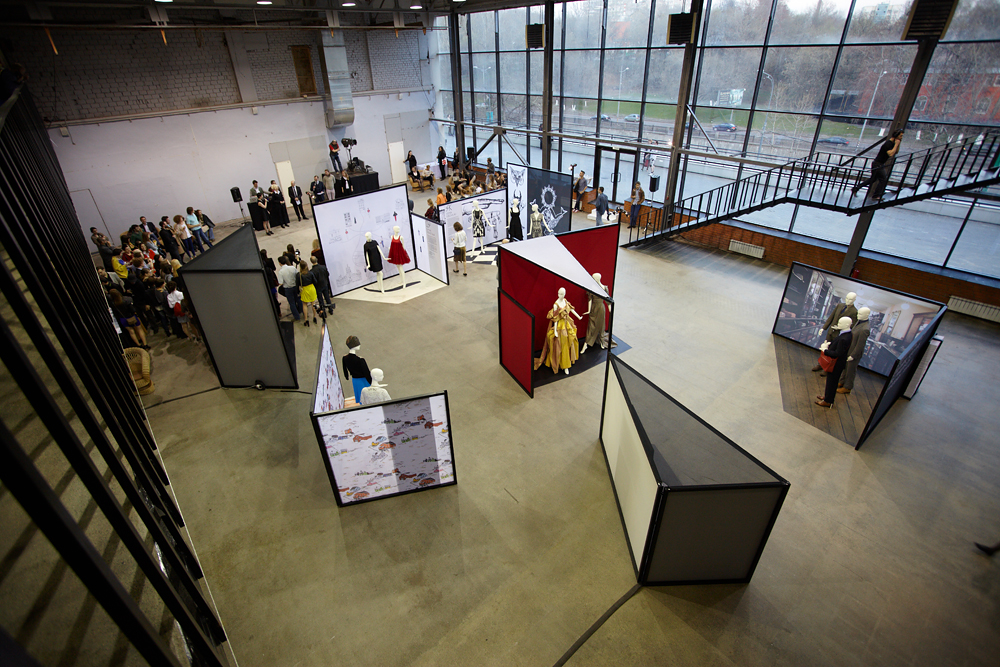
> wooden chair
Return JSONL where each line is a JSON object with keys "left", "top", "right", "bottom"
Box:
{"left": 408, "top": 174, "right": 425, "bottom": 192}
{"left": 123, "top": 347, "right": 155, "bottom": 396}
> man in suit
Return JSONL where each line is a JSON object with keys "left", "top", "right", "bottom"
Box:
{"left": 573, "top": 171, "right": 588, "bottom": 211}
{"left": 309, "top": 175, "right": 326, "bottom": 205}
{"left": 812, "top": 291, "right": 858, "bottom": 375}
{"left": 140, "top": 216, "right": 158, "bottom": 236}
{"left": 288, "top": 180, "right": 307, "bottom": 221}
{"left": 837, "top": 307, "right": 871, "bottom": 395}
{"left": 816, "top": 317, "right": 853, "bottom": 408}
{"left": 593, "top": 186, "right": 609, "bottom": 225}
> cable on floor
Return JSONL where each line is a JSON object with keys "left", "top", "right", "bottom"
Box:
{"left": 143, "top": 386, "right": 221, "bottom": 409}
{"left": 551, "top": 583, "right": 643, "bottom": 667}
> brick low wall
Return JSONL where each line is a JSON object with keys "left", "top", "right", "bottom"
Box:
{"left": 678, "top": 222, "right": 1000, "bottom": 308}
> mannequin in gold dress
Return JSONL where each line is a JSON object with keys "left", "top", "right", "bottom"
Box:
{"left": 534, "top": 287, "right": 583, "bottom": 375}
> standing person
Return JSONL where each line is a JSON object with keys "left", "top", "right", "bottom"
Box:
{"left": 194, "top": 209, "right": 215, "bottom": 242}
{"left": 310, "top": 256, "right": 333, "bottom": 316}
{"left": 852, "top": 129, "right": 903, "bottom": 202}
{"left": 249, "top": 180, "right": 267, "bottom": 230}
{"left": 425, "top": 198, "right": 437, "bottom": 219}
{"left": 328, "top": 138, "right": 343, "bottom": 172}
{"left": 436, "top": 187, "right": 446, "bottom": 206}
{"left": 186, "top": 206, "right": 213, "bottom": 251}
{"left": 309, "top": 175, "right": 326, "bottom": 205}
{"left": 452, "top": 221, "right": 467, "bottom": 276}
{"left": 288, "top": 181, "right": 307, "bottom": 221}
{"left": 90, "top": 227, "right": 109, "bottom": 250}
{"left": 574, "top": 171, "right": 588, "bottom": 211}
{"left": 322, "top": 169, "right": 336, "bottom": 199}
{"left": 593, "top": 186, "right": 609, "bottom": 225}
{"left": 406, "top": 150, "right": 418, "bottom": 173}
{"left": 297, "top": 261, "right": 319, "bottom": 326}
{"left": 267, "top": 181, "right": 290, "bottom": 229}
{"left": 628, "top": 181, "right": 645, "bottom": 229}
{"left": 815, "top": 317, "right": 853, "bottom": 408}
{"left": 486, "top": 158, "right": 495, "bottom": 176}
{"left": 165, "top": 281, "right": 198, "bottom": 342}
{"left": 109, "top": 289, "right": 148, "bottom": 350}
{"left": 336, "top": 170, "right": 354, "bottom": 199}
{"left": 276, "top": 255, "right": 301, "bottom": 321}
{"left": 140, "top": 216, "right": 158, "bottom": 236}
{"left": 310, "top": 239, "right": 325, "bottom": 266}
{"left": 260, "top": 249, "right": 280, "bottom": 312}
{"left": 172, "top": 215, "right": 194, "bottom": 258}
{"left": 97, "top": 237, "right": 115, "bottom": 272}
{"left": 437, "top": 145, "right": 448, "bottom": 178}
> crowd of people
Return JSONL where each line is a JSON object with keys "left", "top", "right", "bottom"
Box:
{"left": 260, "top": 239, "right": 334, "bottom": 327}
{"left": 420, "top": 165, "right": 507, "bottom": 222}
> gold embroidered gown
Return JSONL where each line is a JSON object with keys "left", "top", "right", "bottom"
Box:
{"left": 535, "top": 301, "right": 579, "bottom": 373}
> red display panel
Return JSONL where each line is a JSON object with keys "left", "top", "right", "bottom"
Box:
{"left": 556, "top": 225, "right": 619, "bottom": 298}
{"left": 498, "top": 288, "right": 535, "bottom": 396}
{"left": 500, "top": 255, "right": 590, "bottom": 352}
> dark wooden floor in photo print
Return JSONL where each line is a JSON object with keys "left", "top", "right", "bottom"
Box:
{"left": 772, "top": 336, "right": 885, "bottom": 446}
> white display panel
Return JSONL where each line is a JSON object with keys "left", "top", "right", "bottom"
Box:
{"left": 313, "top": 325, "right": 345, "bottom": 415}
{"left": 314, "top": 184, "right": 415, "bottom": 296}
{"left": 315, "top": 393, "right": 456, "bottom": 505}
{"left": 506, "top": 163, "right": 528, "bottom": 239}
{"left": 601, "top": 366, "right": 660, "bottom": 569}
{"left": 439, "top": 191, "right": 508, "bottom": 258}
{"left": 410, "top": 213, "right": 449, "bottom": 285}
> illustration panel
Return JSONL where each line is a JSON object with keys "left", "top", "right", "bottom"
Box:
{"left": 313, "top": 325, "right": 345, "bottom": 415}
{"left": 315, "top": 393, "right": 456, "bottom": 505}
{"left": 528, "top": 167, "right": 573, "bottom": 235}
{"left": 314, "top": 184, "right": 415, "bottom": 296}
{"left": 410, "top": 213, "right": 448, "bottom": 285}
{"left": 439, "top": 191, "right": 508, "bottom": 258}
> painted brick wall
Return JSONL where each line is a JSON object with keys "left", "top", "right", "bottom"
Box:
{"left": 245, "top": 29, "right": 323, "bottom": 101}
{"left": 5, "top": 28, "right": 241, "bottom": 122}
{"left": 366, "top": 31, "right": 422, "bottom": 91}
{"left": 679, "top": 222, "right": 1000, "bottom": 307}
{"left": 344, "top": 31, "right": 373, "bottom": 93}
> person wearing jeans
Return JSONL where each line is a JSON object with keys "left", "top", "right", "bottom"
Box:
{"left": 276, "top": 256, "right": 301, "bottom": 320}
{"left": 185, "top": 206, "right": 213, "bottom": 253}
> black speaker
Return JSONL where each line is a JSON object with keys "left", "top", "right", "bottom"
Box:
{"left": 231, "top": 186, "right": 242, "bottom": 203}
{"left": 467, "top": 146, "right": 477, "bottom": 162}
{"left": 649, "top": 175, "right": 660, "bottom": 193}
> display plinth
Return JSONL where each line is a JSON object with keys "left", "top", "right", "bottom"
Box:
{"left": 600, "top": 355, "right": 788, "bottom": 585}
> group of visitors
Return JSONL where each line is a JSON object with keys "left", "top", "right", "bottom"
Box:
{"left": 249, "top": 179, "right": 305, "bottom": 236}
{"left": 261, "top": 239, "right": 334, "bottom": 327}
{"left": 420, "top": 168, "right": 506, "bottom": 222}
{"left": 307, "top": 169, "right": 355, "bottom": 207}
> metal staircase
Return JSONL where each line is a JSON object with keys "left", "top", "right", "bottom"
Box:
{"left": 625, "top": 129, "right": 1000, "bottom": 246}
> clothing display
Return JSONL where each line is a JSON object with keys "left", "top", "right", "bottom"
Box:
{"left": 839, "top": 319, "right": 871, "bottom": 391}
{"left": 363, "top": 240, "right": 383, "bottom": 273}
{"left": 819, "top": 330, "right": 853, "bottom": 405}
{"left": 359, "top": 385, "right": 392, "bottom": 406}
{"left": 342, "top": 353, "right": 372, "bottom": 403}
{"left": 508, "top": 209, "right": 522, "bottom": 241}
{"left": 584, "top": 293, "right": 608, "bottom": 348}
{"left": 388, "top": 236, "right": 410, "bottom": 265}
{"left": 472, "top": 209, "right": 486, "bottom": 237}
{"left": 538, "top": 301, "right": 579, "bottom": 373}
{"left": 822, "top": 302, "right": 858, "bottom": 342}
{"left": 529, "top": 212, "right": 544, "bottom": 238}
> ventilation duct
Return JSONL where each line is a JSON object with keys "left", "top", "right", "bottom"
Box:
{"left": 322, "top": 29, "right": 355, "bottom": 128}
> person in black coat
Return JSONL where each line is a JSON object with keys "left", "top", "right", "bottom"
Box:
{"left": 816, "top": 316, "right": 854, "bottom": 408}
{"left": 406, "top": 150, "right": 418, "bottom": 173}
{"left": 437, "top": 145, "right": 448, "bottom": 178}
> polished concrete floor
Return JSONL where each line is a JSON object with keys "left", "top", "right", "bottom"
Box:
{"left": 142, "top": 209, "right": 1000, "bottom": 667}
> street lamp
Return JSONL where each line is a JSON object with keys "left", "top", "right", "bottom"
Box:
{"left": 757, "top": 71, "right": 774, "bottom": 157}
{"left": 617, "top": 65, "right": 629, "bottom": 118}
{"left": 858, "top": 70, "right": 888, "bottom": 148}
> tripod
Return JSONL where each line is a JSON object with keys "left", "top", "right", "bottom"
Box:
{"left": 237, "top": 201, "right": 249, "bottom": 226}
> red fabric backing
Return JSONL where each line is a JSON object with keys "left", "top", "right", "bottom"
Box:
{"left": 555, "top": 225, "right": 619, "bottom": 298}
{"left": 501, "top": 254, "right": 589, "bottom": 351}
{"left": 499, "top": 289, "right": 533, "bottom": 394}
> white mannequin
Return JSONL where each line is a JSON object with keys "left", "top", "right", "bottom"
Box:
{"left": 470, "top": 200, "right": 493, "bottom": 254}
{"left": 580, "top": 272, "right": 612, "bottom": 355}
{"left": 359, "top": 368, "right": 392, "bottom": 405}
{"left": 529, "top": 203, "right": 550, "bottom": 238}
{"left": 847, "top": 307, "right": 871, "bottom": 362}
{"left": 553, "top": 287, "right": 583, "bottom": 374}
{"left": 508, "top": 198, "right": 523, "bottom": 242}
{"left": 845, "top": 292, "right": 857, "bottom": 307}
{"left": 819, "top": 316, "right": 854, "bottom": 352}
{"left": 390, "top": 225, "right": 408, "bottom": 290}
{"left": 363, "top": 231, "right": 386, "bottom": 293}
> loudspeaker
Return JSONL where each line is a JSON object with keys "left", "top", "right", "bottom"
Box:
{"left": 649, "top": 175, "right": 660, "bottom": 193}
{"left": 231, "top": 186, "right": 242, "bottom": 203}
{"left": 467, "top": 146, "right": 477, "bottom": 162}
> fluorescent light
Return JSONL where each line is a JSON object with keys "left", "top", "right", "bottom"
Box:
{"left": 257, "top": 1, "right": 272, "bottom": 5}
{"left": 342, "top": 1, "right": 356, "bottom": 5}
{"left": 410, "top": 2, "right": 422, "bottom": 7}
{"left": 154, "top": 0, "right": 173, "bottom": 3}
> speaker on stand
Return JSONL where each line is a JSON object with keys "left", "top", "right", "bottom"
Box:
{"left": 649, "top": 175, "right": 660, "bottom": 193}
{"left": 231, "top": 186, "right": 248, "bottom": 225}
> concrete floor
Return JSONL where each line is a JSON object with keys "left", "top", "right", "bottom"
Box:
{"left": 141, "top": 209, "right": 1000, "bottom": 667}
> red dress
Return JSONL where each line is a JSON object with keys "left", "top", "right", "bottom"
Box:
{"left": 388, "top": 236, "right": 410, "bottom": 265}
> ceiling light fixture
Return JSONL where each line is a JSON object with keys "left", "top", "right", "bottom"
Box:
{"left": 154, "top": 0, "right": 173, "bottom": 3}
{"left": 257, "top": 1, "right": 272, "bottom": 5}
{"left": 410, "top": 2, "right": 422, "bottom": 8}
{"left": 342, "top": 1, "right": 356, "bottom": 5}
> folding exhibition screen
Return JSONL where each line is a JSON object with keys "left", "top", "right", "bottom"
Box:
{"left": 314, "top": 184, "right": 448, "bottom": 296}
{"left": 601, "top": 355, "right": 789, "bottom": 585}
{"left": 180, "top": 224, "right": 297, "bottom": 389}
{"left": 312, "top": 324, "right": 345, "bottom": 415}
{"left": 506, "top": 163, "right": 574, "bottom": 237}
{"left": 438, "top": 190, "right": 507, "bottom": 257}
{"left": 310, "top": 391, "right": 457, "bottom": 507}
{"left": 497, "top": 225, "right": 618, "bottom": 396}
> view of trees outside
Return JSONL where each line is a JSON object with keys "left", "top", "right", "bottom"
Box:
{"left": 430, "top": 0, "right": 1000, "bottom": 277}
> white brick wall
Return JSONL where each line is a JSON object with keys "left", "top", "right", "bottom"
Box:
{"left": 366, "top": 31, "right": 423, "bottom": 91}
{"left": 245, "top": 29, "right": 324, "bottom": 101}
{"left": 344, "top": 31, "right": 373, "bottom": 93}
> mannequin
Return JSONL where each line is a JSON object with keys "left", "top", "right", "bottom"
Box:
{"left": 837, "top": 307, "right": 871, "bottom": 395}
{"left": 813, "top": 291, "right": 859, "bottom": 374}
{"left": 470, "top": 200, "right": 493, "bottom": 254}
{"left": 533, "top": 287, "right": 583, "bottom": 375}
{"left": 387, "top": 225, "right": 411, "bottom": 290}
{"left": 580, "top": 273, "right": 612, "bottom": 354}
{"left": 359, "top": 368, "right": 392, "bottom": 405}
{"left": 363, "top": 231, "right": 385, "bottom": 293}
{"left": 816, "top": 316, "right": 854, "bottom": 408}
{"left": 341, "top": 335, "right": 372, "bottom": 403}
{"left": 508, "top": 198, "right": 523, "bottom": 241}
{"left": 529, "top": 204, "right": 550, "bottom": 239}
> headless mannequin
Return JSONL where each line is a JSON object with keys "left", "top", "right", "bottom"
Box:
{"left": 388, "top": 225, "right": 409, "bottom": 290}
{"left": 508, "top": 198, "right": 522, "bottom": 241}
{"left": 470, "top": 200, "right": 493, "bottom": 254}
{"left": 580, "top": 273, "right": 612, "bottom": 355}
{"left": 363, "top": 231, "right": 385, "bottom": 293}
{"left": 529, "top": 204, "right": 550, "bottom": 238}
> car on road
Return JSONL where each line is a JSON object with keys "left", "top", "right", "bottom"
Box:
{"left": 712, "top": 123, "right": 738, "bottom": 132}
{"left": 590, "top": 113, "right": 612, "bottom": 121}
{"left": 624, "top": 113, "right": 641, "bottom": 122}
{"left": 817, "top": 136, "right": 850, "bottom": 145}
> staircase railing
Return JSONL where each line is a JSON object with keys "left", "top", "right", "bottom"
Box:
{"left": 626, "top": 128, "right": 1000, "bottom": 245}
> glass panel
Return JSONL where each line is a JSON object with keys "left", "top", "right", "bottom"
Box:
{"left": 817, "top": 117, "right": 876, "bottom": 154}
{"left": 826, "top": 45, "right": 916, "bottom": 118}
{"left": 501, "top": 94, "right": 528, "bottom": 128}
{"left": 499, "top": 51, "right": 525, "bottom": 94}
{"left": 690, "top": 106, "right": 748, "bottom": 155}
{"left": 459, "top": 14, "right": 469, "bottom": 53}
{"left": 650, "top": 0, "right": 688, "bottom": 48}
{"left": 748, "top": 110, "right": 819, "bottom": 160}
{"left": 640, "top": 103, "right": 679, "bottom": 145}
{"left": 704, "top": 0, "right": 771, "bottom": 46}
{"left": 862, "top": 205, "right": 961, "bottom": 265}
{"left": 944, "top": 0, "right": 1000, "bottom": 41}
{"left": 470, "top": 11, "right": 495, "bottom": 52}
{"left": 529, "top": 49, "right": 561, "bottom": 95}
{"left": 791, "top": 207, "right": 858, "bottom": 245}
{"left": 741, "top": 202, "right": 795, "bottom": 231}
{"left": 606, "top": 0, "right": 652, "bottom": 48}
{"left": 430, "top": 120, "right": 455, "bottom": 160}
{"left": 437, "top": 55, "right": 452, "bottom": 91}
{"left": 645, "top": 49, "right": 685, "bottom": 104}
{"left": 901, "top": 121, "right": 999, "bottom": 154}
{"left": 601, "top": 50, "right": 646, "bottom": 107}
{"left": 768, "top": 0, "right": 850, "bottom": 45}
{"left": 759, "top": 47, "right": 838, "bottom": 114}
{"left": 462, "top": 92, "right": 472, "bottom": 122}
{"left": 471, "top": 54, "right": 496, "bottom": 93}
{"left": 598, "top": 102, "right": 641, "bottom": 141}
{"left": 946, "top": 201, "right": 1000, "bottom": 278}
{"left": 846, "top": 0, "right": 914, "bottom": 43}
{"left": 437, "top": 92, "right": 454, "bottom": 121}
{"left": 680, "top": 154, "right": 739, "bottom": 201}
{"left": 562, "top": 97, "right": 600, "bottom": 136}
{"left": 434, "top": 16, "right": 450, "bottom": 54}
{"left": 562, "top": 50, "right": 602, "bottom": 99}
{"left": 460, "top": 53, "right": 471, "bottom": 92}
{"left": 503, "top": 131, "right": 530, "bottom": 169}
{"left": 695, "top": 47, "right": 762, "bottom": 109}
{"left": 553, "top": 4, "right": 563, "bottom": 50}
{"left": 474, "top": 92, "right": 498, "bottom": 124}
{"left": 910, "top": 41, "right": 1000, "bottom": 125}
{"left": 564, "top": 0, "right": 605, "bottom": 49}
{"left": 498, "top": 7, "right": 527, "bottom": 50}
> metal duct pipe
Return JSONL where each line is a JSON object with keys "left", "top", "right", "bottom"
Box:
{"left": 322, "top": 29, "right": 355, "bottom": 128}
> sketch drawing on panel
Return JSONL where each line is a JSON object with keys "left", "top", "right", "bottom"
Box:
{"left": 533, "top": 184, "right": 567, "bottom": 234}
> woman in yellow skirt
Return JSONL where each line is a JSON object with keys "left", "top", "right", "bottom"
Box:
{"left": 534, "top": 287, "right": 583, "bottom": 375}
{"left": 297, "top": 261, "right": 320, "bottom": 326}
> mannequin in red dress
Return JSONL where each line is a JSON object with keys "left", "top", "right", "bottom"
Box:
{"left": 387, "top": 225, "right": 411, "bottom": 291}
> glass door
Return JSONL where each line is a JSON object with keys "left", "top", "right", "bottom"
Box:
{"left": 594, "top": 146, "right": 638, "bottom": 204}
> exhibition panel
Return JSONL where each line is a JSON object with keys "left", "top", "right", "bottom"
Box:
{"left": 773, "top": 263, "right": 943, "bottom": 376}
{"left": 410, "top": 214, "right": 450, "bottom": 286}
{"left": 314, "top": 184, "right": 415, "bottom": 296}
{"left": 506, "top": 163, "right": 573, "bottom": 237}
{"left": 181, "top": 225, "right": 297, "bottom": 389}
{"left": 552, "top": 225, "right": 620, "bottom": 298}
{"left": 312, "top": 392, "right": 457, "bottom": 506}
{"left": 600, "top": 356, "right": 789, "bottom": 585}
{"left": 313, "top": 325, "right": 345, "bottom": 415}
{"left": 498, "top": 289, "right": 535, "bottom": 397}
{"left": 438, "top": 191, "right": 508, "bottom": 257}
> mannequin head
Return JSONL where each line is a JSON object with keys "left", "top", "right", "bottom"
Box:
{"left": 365, "top": 232, "right": 372, "bottom": 241}
{"left": 592, "top": 272, "right": 602, "bottom": 283}
{"left": 845, "top": 291, "right": 857, "bottom": 306}
{"left": 532, "top": 204, "right": 539, "bottom": 213}
{"left": 346, "top": 335, "right": 360, "bottom": 352}
{"left": 511, "top": 198, "right": 519, "bottom": 208}
{"left": 836, "top": 316, "right": 853, "bottom": 331}
{"left": 857, "top": 306, "right": 871, "bottom": 321}
{"left": 370, "top": 368, "right": 386, "bottom": 387}
{"left": 473, "top": 201, "right": 481, "bottom": 211}
{"left": 557, "top": 287, "right": 566, "bottom": 300}
{"left": 392, "top": 225, "right": 400, "bottom": 235}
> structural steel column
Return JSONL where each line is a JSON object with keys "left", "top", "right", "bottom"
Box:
{"left": 663, "top": 0, "right": 704, "bottom": 224}
{"left": 541, "top": 0, "right": 556, "bottom": 170}
{"left": 449, "top": 13, "right": 466, "bottom": 171}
